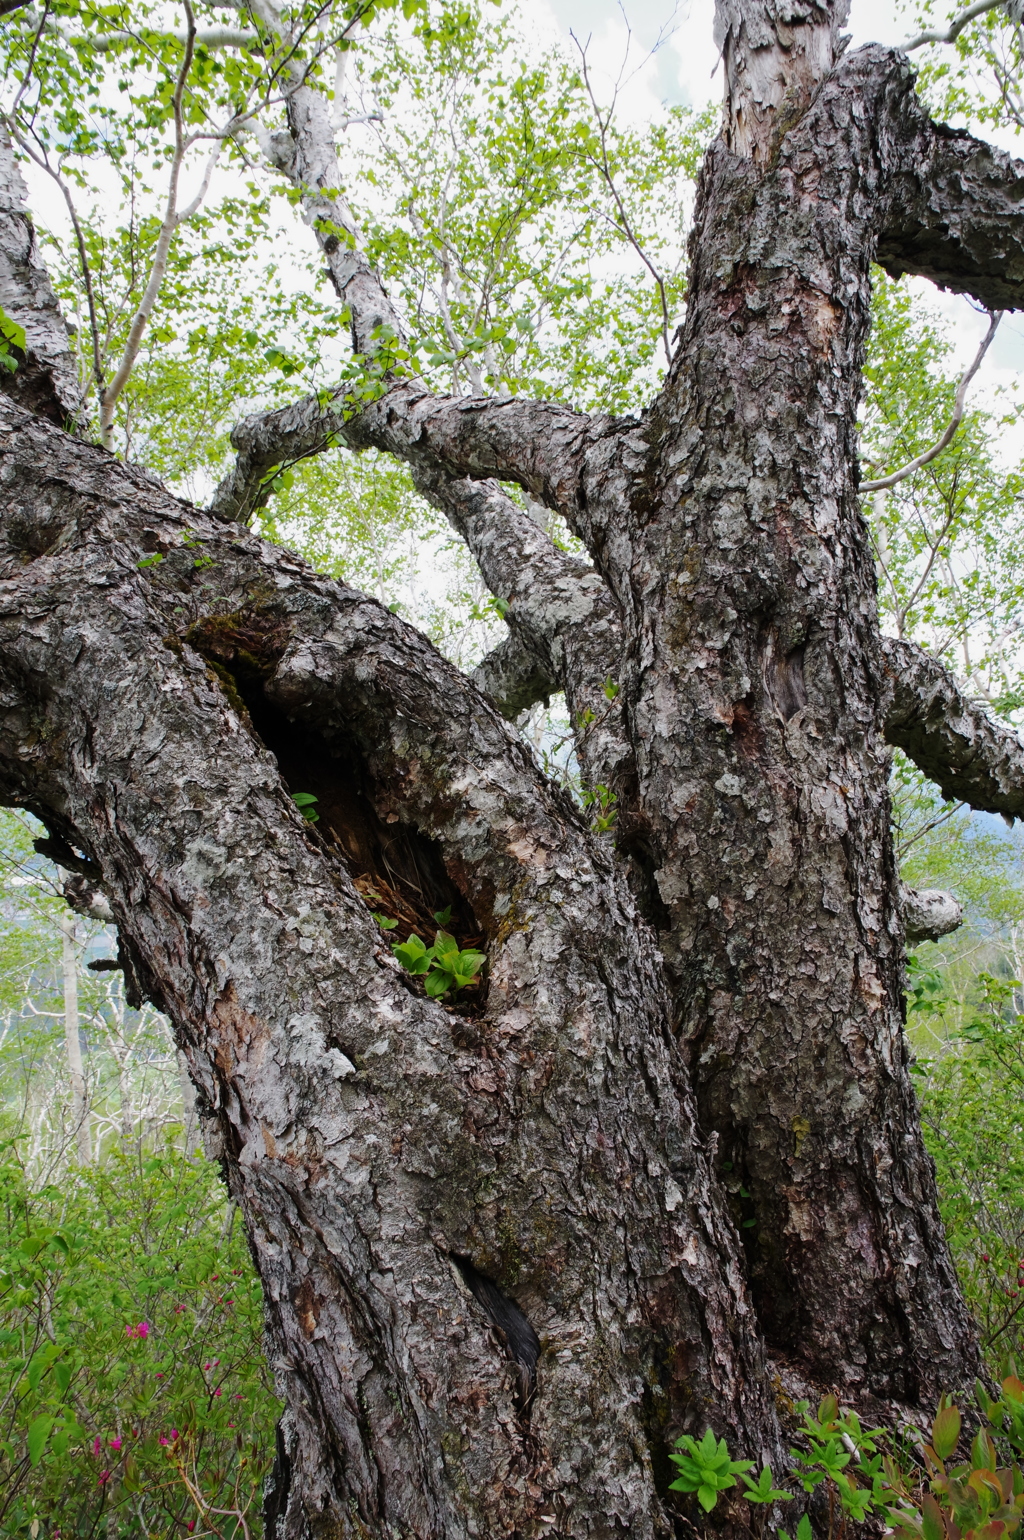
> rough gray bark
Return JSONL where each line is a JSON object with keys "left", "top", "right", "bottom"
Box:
{"left": 5, "top": 0, "right": 1024, "bottom": 1533}
{"left": 0, "top": 126, "right": 82, "bottom": 428}
{"left": 598, "top": 42, "right": 1004, "bottom": 1403}
{"left": 882, "top": 634, "right": 1024, "bottom": 816}
{"left": 0, "top": 399, "right": 780, "bottom": 1537}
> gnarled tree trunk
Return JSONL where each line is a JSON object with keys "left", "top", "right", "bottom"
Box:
{"left": 3, "top": 3, "right": 1024, "bottom": 1536}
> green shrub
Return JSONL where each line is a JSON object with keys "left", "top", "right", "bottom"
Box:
{"left": 0, "top": 1140, "right": 280, "bottom": 1537}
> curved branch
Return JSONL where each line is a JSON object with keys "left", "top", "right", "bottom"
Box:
{"left": 860, "top": 310, "right": 1002, "bottom": 491}
{"left": 904, "top": 0, "right": 1006, "bottom": 50}
{"left": 410, "top": 469, "right": 630, "bottom": 793}
{"left": 881, "top": 635, "right": 1024, "bottom": 819}
{"left": 0, "top": 393, "right": 784, "bottom": 1527}
{"left": 210, "top": 383, "right": 605, "bottom": 527}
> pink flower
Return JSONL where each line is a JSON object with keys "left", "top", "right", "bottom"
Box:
{"left": 97, "top": 1470, "right": 110, "bottom": 1486}
{"left": 109, "top": 1438, "right": 122, "bottom": 1451}
{"left": 203, "top": 1362, "right": 211, "bottom": 1371}
{"left": 187, "top": 1523, "right": 196, "bottom": 1534}
{"left": 156, "top": 1372, "right": 164, "bottom": 1379}
{"left": 92, "top": 1436, "right": 102, "bottom": 1457}
{"left": 213, "top": 1388, "right": 222, "bottom": 1397}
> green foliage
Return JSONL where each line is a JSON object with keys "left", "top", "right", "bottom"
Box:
{"left": 669, "top": 1387, "right": 1024, "bottom": 1540}
{"left": 863, "top": 271, "right": 1024, "bottom": 710}
{"left": 916, "top": 963, "right": 1024, "bottom": 1366}
{"left": 290, "top": 792, "right": 320, "bottom": 823}
{"left": 392, "top": 919, "right": 486, "bottom": 998}
{"left": 0, "top": 308, "right": 25, "bottom": 375}
{"left": 668, "top": 1427, "right": 753, "bottom": 1512}
{"left": 349, "top": 0, "right": 713, "bottom": 413}
{"left": 581, "top": 782, "right": 618, "bottom": 834}
{"left": 0, "top": 1140, "right": 280, "bottom": 1536}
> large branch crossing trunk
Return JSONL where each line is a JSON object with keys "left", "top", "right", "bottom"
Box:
{"left": 5, "top": 1, "right": 1024, "bottom": 1535}
{"left": 0, "top": 405, "right": 780, "bottom": 1536}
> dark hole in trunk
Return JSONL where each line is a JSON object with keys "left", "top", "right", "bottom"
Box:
{"left": 186, "top": 610, "right": 486, "bottom": 1001}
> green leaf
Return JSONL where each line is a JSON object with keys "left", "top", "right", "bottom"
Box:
{"left": 932, "top": 1404, "right": 961, "bottom": 1460}
{"left": 393, "top": 935, "right": 430, "bottom": 974}
{"left": 290, "top": 792, "right": 320, "bottom": 822}
{"left": 742, "top": 1466, "right": 792, "bottom": 1504}
{"left": 0, "top": 306, "right": 26, "bottom": 355}
{"left": 921, "top": 1493, "right": 946, "bottom": 1540}
{"left": 27, "top": 1415, "right": 53, "bottom": 1466}
{"left": 433, "top": 906, "right": 452, "bottom": 926}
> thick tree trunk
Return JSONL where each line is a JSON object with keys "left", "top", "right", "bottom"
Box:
{"left": 0, "top": 403, "right": 782, "bottom": 1536}
{"left": 4, "top": 1, "right": 1024, "bottom": 1534}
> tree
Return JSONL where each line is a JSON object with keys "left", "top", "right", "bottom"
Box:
{"left": 2, "top": 0, "right": 1024, "bottom": 1533}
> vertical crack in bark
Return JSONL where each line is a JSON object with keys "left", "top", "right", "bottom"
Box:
{"left": 453, "top": 1255, "right": 542, "bottom": 1412}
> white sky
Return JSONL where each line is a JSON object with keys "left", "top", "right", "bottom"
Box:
{"left": 18, "top": 0, "right": 1024, "bottom": 420}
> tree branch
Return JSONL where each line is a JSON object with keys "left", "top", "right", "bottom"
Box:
{"left": 904, "top": 0, "right": 1006, "bottom": 51}
{"left": 0, "top": 393, "right": 784, "bottom": 1521}
{"left": 881, "top": 635, "right": 1024, "bottom": 819}
{"left": 860, "top": 310, "right": 1002, "bottom": 491}
{"left": 877, "top": 79, "right": 1024, "bottom": 312}
{"left": 0, "top": 124, "right": 84, "bottom": 427}
{"left": 97, "top": 2, "right": 198, "bottom": 449}
{"left": 410, "top": 470, "right": 629, "bottom": 792}
{"left": 210, "top": 383, "right": 608, "bottom": 527}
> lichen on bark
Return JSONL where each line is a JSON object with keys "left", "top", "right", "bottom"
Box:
{"left": 3, "top": 2, "right": 1024, "bottom": 1535}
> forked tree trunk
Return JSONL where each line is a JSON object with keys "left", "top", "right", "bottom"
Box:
{"left": 3, "top": 3, "right": 1024, "bottom": 1536}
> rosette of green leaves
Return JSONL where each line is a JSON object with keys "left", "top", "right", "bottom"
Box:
{"left": 668, "top": 1427, "right": 754, "bottom": 1512}
{"left": 392, "top": 927, "right": 486, "bottom": 999}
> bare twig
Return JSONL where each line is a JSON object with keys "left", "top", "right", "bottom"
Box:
{"left": 572, "top": 31, "right": 674, "bottom": 365}
{"left": 860, "top": 311, "right": 1002, "bottom": 492}
{"left": 97, "top": 3, "right": 198, "bottom": 448}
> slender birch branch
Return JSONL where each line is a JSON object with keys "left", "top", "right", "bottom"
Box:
{"left": 860, "top": 310, "right": 1001, "bottom": 492}
{"left": 904, "top": 0, "right": 1007, "bottom": 51}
